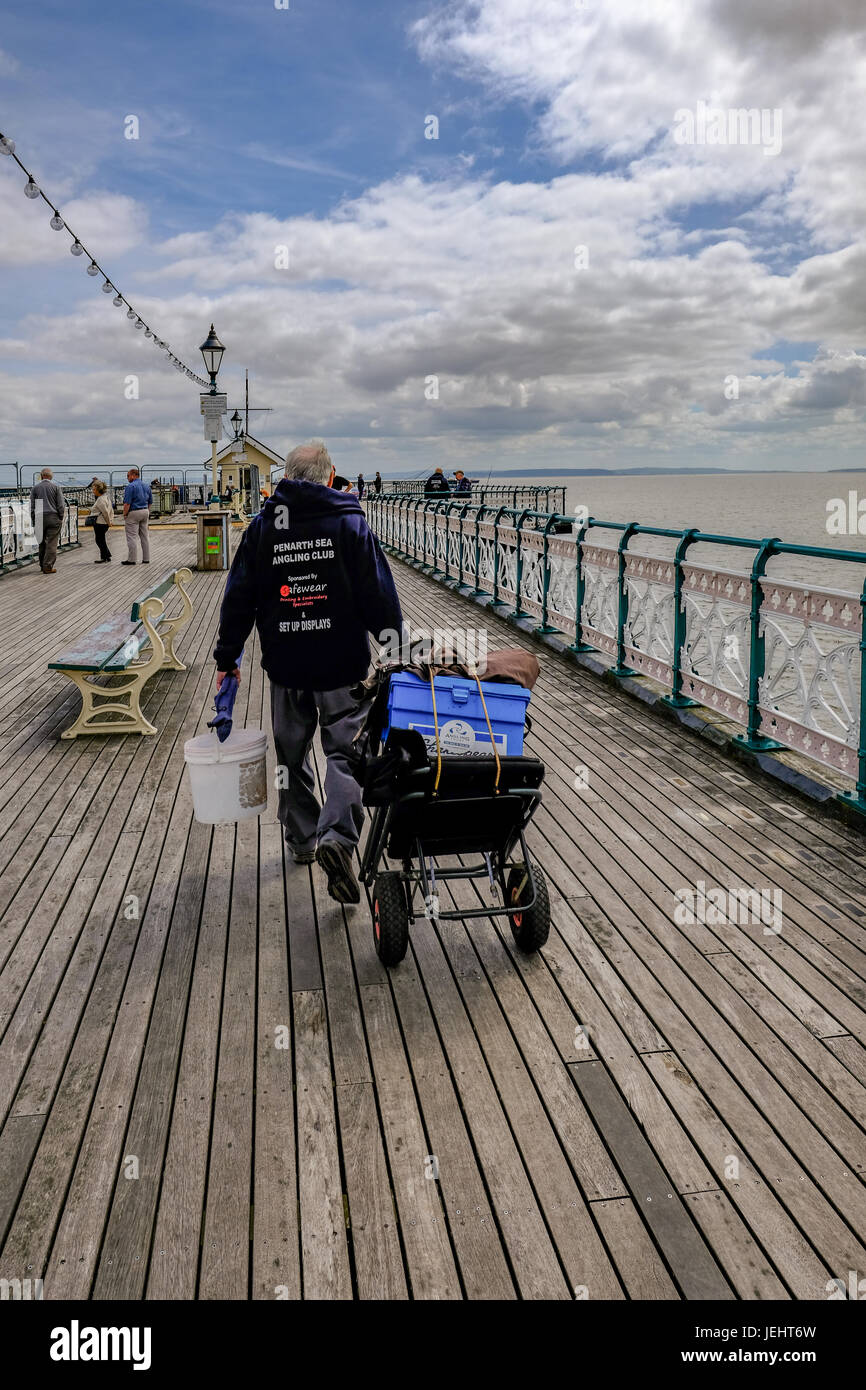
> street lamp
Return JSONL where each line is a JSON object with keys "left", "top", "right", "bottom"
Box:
{"left": 230, "top": 409, "right": 242, "bottom": 439}
{"left": 199, "top": 324, "right": 225, "bottom": 392}
{"left": 199, "top": 324, "right": 226, "bottom": 503}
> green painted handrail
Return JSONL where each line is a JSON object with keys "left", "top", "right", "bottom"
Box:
{"left": 663, "top": 528, "right": 700, "bottom": 710}
{"left": 612, "top": 523, "right": 639, "bottom": 676}
{"left": 738, "top": 538, "right": 784, "bottom": 751}
{"left": 368, "top": 496, "right": 866, "bottom": 815}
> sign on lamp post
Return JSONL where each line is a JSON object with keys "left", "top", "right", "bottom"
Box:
{"left": 200, "top": 392, "right": 227, "bottom": 503}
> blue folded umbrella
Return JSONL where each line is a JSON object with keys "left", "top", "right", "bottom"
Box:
{"left": 208, "top": 653, "right": 243, "bottom": 743}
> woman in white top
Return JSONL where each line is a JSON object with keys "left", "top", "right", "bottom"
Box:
{"left": 89, "top": 480, "right": 114, "bottom": 563}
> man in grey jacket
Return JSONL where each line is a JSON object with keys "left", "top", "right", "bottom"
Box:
{"left": 29, "top": 468, "right": 66, "bottom": 574}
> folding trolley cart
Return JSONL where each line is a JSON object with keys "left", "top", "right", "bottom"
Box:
{"left": 359, "top": 749, "right": 550, "bottom": 968}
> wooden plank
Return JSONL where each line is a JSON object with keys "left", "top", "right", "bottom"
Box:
{"left": 682, "top": 1190, "right": 789, "bottom": 1300}
{"left": 568, "top": 1059, "right": 733, "bottom": 1298}
{"left": 443, "top": 873, "right": 626, "bottom": 1203}
{"left": 251, "top": 822, "right": 301, "bottom": 1301}
{"left": 48, "top": 613, "right": 143, "bottom": 670}
{"left": 294, "top": 989, "right": 353, "bottom": 1299}
{"left": 287, "top": 864, "right": 323, "bottom": 992}
{"left": 359, "top": 981, "right": 463, "bottom": 1299}
{"left": 41, "top": 803, "right": 205, "bottom": 1298}
{"left": 198, "top": 815, "right": 258, "bottom": 1300}
{"left": 590, "top": 1198, "right": 679, "bottom": 1300}
{"left": 0, "top": 1115, "right": 43, "bottom": 1251}
{"left": 147, "top": 825, "right": 234, "bottom": 1300}
{"left": 334, "top": 1081, "right": 408, "bottom": 1300}
{"left": 130, "top": 568, "right": 179, "bottom": 618}
{"left": 89, "top": 815, "right": 213, "bottom": 1299}
{"left": 311, "top": 863, "right": 371, "bottom": 1085}
{"left": 825, "top": 1035, "right": 866, "bottom": 1087}
{"left": 406, "top": 913, "right": 580, "bottom": 1299}
{"left": 380, "top": 948, "right": 516, "bottom": 1299}
{"left": 642, "top": 1050, "right": 845, "bottom": 1298}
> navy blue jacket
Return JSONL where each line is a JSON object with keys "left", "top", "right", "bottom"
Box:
{"left": 214, "top": 478, "right": 402, "bottom": 691}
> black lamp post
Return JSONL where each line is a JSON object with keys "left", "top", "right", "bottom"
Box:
{"left": 199, "top": 324, "right": 225, "bottom": 393}
{"left": 200, "top": 324, "right": 226, "bottom": 502}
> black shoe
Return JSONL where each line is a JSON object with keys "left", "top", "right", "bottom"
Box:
{"left": 316, "top": 841, "right": 360, "bottom": 904}
{"left": 289, "top": 847, "right": 316, "bottom": 865}
{"left": 121, "top": 560, "right": 136, "bottom": 565}
{"left": 142, "top": 559, "right": 150, "bottom": 563}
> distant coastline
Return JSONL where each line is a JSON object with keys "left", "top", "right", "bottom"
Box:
{"left": 380, "top": 466, "right": 866, "bottom": 479}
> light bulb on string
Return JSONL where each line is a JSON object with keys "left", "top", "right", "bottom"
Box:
{"left": 12, "top": 137, "right": 196, "bottom": 392}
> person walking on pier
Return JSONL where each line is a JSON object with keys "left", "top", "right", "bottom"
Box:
{"left": 214, "top": 440, "right": 402, "bottom": 905}
{"left": 88, "top": 479, "right": 114, "bottom": 562}
{"left": 374, "top": 471, "right": 382, "bottom": 494}
{"left": 121, "top": 467, "right": 152, "bottom": 565}
{"left": 29, "top": 467, "right": 65, "bottom": 574}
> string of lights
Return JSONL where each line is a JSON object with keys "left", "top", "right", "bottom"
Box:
{"left": 0, "top": 130, "right": 210, "bottom": 388}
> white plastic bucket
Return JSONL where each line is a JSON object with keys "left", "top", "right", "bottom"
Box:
{"left": 184, "top": 727, "right": 268, "bottom": 824}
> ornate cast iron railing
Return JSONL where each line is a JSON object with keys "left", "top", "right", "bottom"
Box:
{"left": 379, "top": 481, "right": 567, "bottom": 511}
{"left": 0, "top": 498, "right": 80, "bottom": 574}
{"left": 366, "top": 494, "right": 866, "bottom": 816}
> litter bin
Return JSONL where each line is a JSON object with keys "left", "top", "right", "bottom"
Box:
{"left": 196, "top": 510, "right": 231, "bottom": 571}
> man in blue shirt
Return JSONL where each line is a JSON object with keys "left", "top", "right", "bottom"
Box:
{"left": 122, "top": 468, "right": 153, "bottom": 565}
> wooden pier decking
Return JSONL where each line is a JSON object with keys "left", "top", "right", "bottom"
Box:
{"left": 1, "top": 526, "right": 866, "bottom": 1300}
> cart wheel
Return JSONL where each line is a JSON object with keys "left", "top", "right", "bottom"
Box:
{"left": 506, "top": 862, "right": 550, "bottom": 953}
{"left": 372, "top": 872, "right": 409, "bottom": 967}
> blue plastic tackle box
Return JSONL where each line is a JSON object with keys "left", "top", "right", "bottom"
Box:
{"left": 383, "top": 670, "right": 531, "bottom": 757}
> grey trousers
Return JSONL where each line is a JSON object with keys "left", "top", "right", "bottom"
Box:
{"left": 270, "top": 682, "right": 365, "bottom": 853}
{"left": 39, "top": 513, "right": 62, "bottom": 571}
{"left": 125, "top": 508, "right": 150, "bottom": 562}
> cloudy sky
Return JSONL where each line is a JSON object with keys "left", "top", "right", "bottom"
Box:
{"left": 1, "top": 0, "right": 865, "bottom": 481}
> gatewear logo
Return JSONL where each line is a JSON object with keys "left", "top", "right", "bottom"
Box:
{"left": 280, "top": 584, "right": 291, "bottom": 599}
{"left": 50, "top": 1319, "right": 152, "bottom": 1370}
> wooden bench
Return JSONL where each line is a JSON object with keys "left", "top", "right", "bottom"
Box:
{"left": 49, "top": 567, "right": 194, "bottom": 738}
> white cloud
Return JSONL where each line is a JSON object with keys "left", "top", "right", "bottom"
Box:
{"left": 0, "top": 163, "right": 147, "bottom": 267}
{"left": 412, "top": 0, "right": 866, "bottom": 247}
{"left": 1, "top": 1, "right": 865, "bottom": 473}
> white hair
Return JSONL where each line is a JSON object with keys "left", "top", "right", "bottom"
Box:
{"left": 40, "top": 468, "right": 53, "bottom": 479}
{"left": 285, "top": 440, "right": 333, "bottom": 485}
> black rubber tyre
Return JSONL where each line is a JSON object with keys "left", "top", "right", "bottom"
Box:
{"left": 372, "top": 871, "right": 410, "bottom": 967}
{"left": 505, "top": 862, "right": 550, "bottom": 953}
